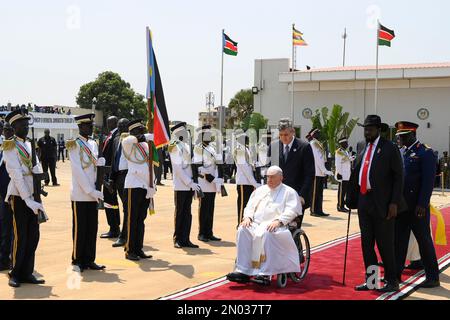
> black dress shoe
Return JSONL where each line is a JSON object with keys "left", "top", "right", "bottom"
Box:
{"left": 337, "top": 207, "right": 350, "bottom": 213}
{"left": 174, "top": 242, "right": 183, "bottom": 248}
{"left": 311, "top": 212, "right": 330, "bottom": 217}
{"left": 209, "top": 235, "right": 222, "bottom": 241}
{"left": 126, "top": 253, "right": 140, "bottom": 261}
{"left": 376, "top": 281, "right": 399, "bottom": 293}
{"left": 198, "top": 235, "right": 210, "bottom": 242}
{"left": 21, "top": 275, "right": 45, "bottom": 284}
{"left": 354, "top": 283, "right": 371, "bottom": 291}
{"left": 8, "top": 277, "right": 20, "bottom": 288}
{"left": 405, "top": 260, "right": 423, "bottom": 270}
{"left": 53, "top": 183, "right": 60, "bottom": 187}
{"left": 100, "top": 231, "right": 120, "bottom": 239}
{"left": 137, "top": 251, "right": 153, "bottom": 259}
{"left": 84, "top": 262, "right": 106, "bottom": 270}
{"left": 418, "top": 279, "right": 440, "bottom": 288}
{"left": 112, "top": 238, "right": 126, "bottom": 247}
{"left": 185, "top": 241, "right": 199, "bottom": 248}
{"left": 226, "top": 272, "right": 250, "bottom": 283}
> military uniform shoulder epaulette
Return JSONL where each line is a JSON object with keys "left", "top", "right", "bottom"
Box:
{"left": 168, "top": 141, "right": 178, "bottom": 153}
{"left": 66, "top": 139, "right": 77, "bottom": 150}
{"left": 1, "top": 139, "right": 15, "bottom": 151}
{"left": 120, "top": 133, "right": 130, "bottom": 141}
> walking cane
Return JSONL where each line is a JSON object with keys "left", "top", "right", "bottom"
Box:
{"left": 342, "top": 208, "right": 352, "bottom": 285}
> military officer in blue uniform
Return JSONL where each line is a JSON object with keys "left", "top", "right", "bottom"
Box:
{"left": 394, "top": 121, "right": 440, "bottom": 288}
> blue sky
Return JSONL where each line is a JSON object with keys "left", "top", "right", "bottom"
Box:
{"left": 1, "top": 0, "right": 449, "bottom": 125}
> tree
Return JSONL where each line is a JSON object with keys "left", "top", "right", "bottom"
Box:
{"left": 241, "top": 112, "right": 268, "bottom": 132}
{"left": 227, "top": 89, "right": 253, "bottom": 129}
{"left": 310, "top": 104, "right": 359, "bottom": 155}
{"left": 76, "top": 71, "right": 147, "bottom": 130}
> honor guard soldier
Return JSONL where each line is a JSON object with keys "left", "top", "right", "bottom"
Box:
{"left": 121, "top": 119, "right": 155, "bottom": 261}
{"left": 307, "top": 128, "right": 333, "bottom": 217}
{"left": 335, "top": 137, "right": 353, "bottom": 212}
{"left": 394, "top": 121, "right": 440, "bottom": 288}
{"left": 3, "top": 109, "right": 46, "bottom": 287}
{"left": 234, "top": 130, "right": 260, "bottom": 227}
{"left": 100, "top": 116, "right": 121, "bottom": 239}
{"left": 193, "top": 125, "right": 224, "bottom": 242}
{"left": 169, "top": 122, "right": 200, "bottom": 248}
{"left": 439, "top": 151, "right": 450, "bottom": 188}
{"left": 67, "top": 113, "right": 106, "bottom": 272}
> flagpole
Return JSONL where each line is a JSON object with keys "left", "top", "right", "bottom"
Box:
{"left": 342, "top": 27, "right": 347, "bottom": 67}
{"left": 146, "top": 26, "right": 155, "bottom": 213}
{"left": 291, "top": 23, "right": 295, "bottom": 124}
{"left": 374, "top": 20, "right": 380, "bottom": 115}
{"left": 219, "top": 29, "right": 225, "bottom": 131}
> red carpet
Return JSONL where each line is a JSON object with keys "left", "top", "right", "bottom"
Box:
{"left": 161, "top": 207, "right": 450, "bottom": 300}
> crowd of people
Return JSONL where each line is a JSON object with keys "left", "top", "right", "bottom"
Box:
{"left": 0, "top": 108, "right": 445, "bottom": 292}
{"left": 0, "top": 104, "right": 71, "bottom": 115}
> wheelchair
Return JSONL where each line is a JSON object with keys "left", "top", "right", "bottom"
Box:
{"left": 249, "top": 217, "right": 311, "bottom": 288}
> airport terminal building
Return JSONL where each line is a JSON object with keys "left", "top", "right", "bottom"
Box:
{"left": 253, "top": 59, "right": 450, "bottom": 154}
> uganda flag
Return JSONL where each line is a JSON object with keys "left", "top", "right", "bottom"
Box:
{"left": 293, "top": 26, "right": 307, "bottom": 46}
{"left": 223, "top": 33, "right": 238, "bottom": 56}
{"left": 378, "top": 23, "right": 395, "bottom": 47}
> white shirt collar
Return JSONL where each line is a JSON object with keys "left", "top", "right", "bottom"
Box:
{"left": 283, "top": 137, "right": 295, "bottom": 150}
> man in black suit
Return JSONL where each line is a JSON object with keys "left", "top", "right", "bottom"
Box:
{"left": 268, "top": 119, "right": 315, "bottom": 224}
{"left": 100, "top": 116, "right": 120, "bottom": 239}
{"left": 346, "top": 115, "right": 405, "bottom": 293}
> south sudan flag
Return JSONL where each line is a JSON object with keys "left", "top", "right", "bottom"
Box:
{"left": 223, "top": 33, "right": 238, "bottom": 56}
{"left": 378, "top": 23, "right": 395, "bottom": 47}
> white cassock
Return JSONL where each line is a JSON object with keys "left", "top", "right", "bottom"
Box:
{"left": 235, "top": 183, "right": 302, "bottom": 276}
{"left": 406, "top": 232, "right": 421, "bottom": 262}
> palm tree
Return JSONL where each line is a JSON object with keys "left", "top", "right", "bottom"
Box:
{"left": 310, "top": 104, "right": 358, "bottom": 155}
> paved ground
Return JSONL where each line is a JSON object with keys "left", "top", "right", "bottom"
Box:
{"left": 0, "top": 161, "right": 449, "bottom": 300}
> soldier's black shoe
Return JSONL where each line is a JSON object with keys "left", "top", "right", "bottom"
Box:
{"left": 405, "top": 260, "right": 423, "bottom": 270}
{"left": 84, "top": 262, "right": 106, "bottom": 270}
{"left": 185, "top": 241, "right": 199, "bottom": 248}
{"left": 198, "top": 235, "right": 210, "bottom": 242}
{"left": 354, "top": 283, "right": 371, "bottom": 291}
{"left": 125, "top": 253, "right": 140, "bottom": 261}
{"left": 21, "top": 275, "right": 45, "bottom": 284}
{"left": 137, "top": 251, "right": 152, "bottom": 259}
{"left": 337, "top": 207, "right": 350, "bottom": 213}
{"left": 311, "top": 212, "right": 330, "bottom": 217}
{"left": 112, "top": 238, "right": 126, "bottom": 247}
{"left": 376, "top": 281, "right": 399, "bottom": 293}
{"left": 226, "top": 272, "right": 250, "bottom": 283}
{"left": 100, "top": 231, "right": 120, "bottom": 239}
{"left": 53, "top": 183, "right": 60, "bottom": 187}
{"left": 209, "top": 235, "right": 222, "bottom": 241}
{"left": 418, "top": 279, "right": 440, "bottom": 288}
{"left": 8, "top": 276, "right": 20, "bottom": 288}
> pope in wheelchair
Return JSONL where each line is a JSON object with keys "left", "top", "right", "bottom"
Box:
{"left": 227, "top": 166, "right": 303, "bottom": 284}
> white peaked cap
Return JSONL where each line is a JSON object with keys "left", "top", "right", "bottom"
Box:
{"left": 267, "top": 165, "right": 283, "bottom": 176}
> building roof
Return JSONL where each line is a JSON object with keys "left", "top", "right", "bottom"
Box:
{"left": 300, "top": 62, "right": 450, "bottom": 73}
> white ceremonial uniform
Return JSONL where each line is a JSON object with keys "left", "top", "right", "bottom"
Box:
{"left": 235, "top": 143, "right": 258, "bottom": 188}
{"left": 235, "top": 183, "right": 302, "bottom": 276}
{"left": 122, "top": 134, "right": 154, "bottom": 190}
{"left": 67, "top": 136, "right": 98, "bottom": 202}
{"left": 335, "top": 147, "right": 352, "bottom": 181}
{"left": 4, "top": 137, "right": 42, "bottom": 201}
{"left": 169, "top": 140, "right": 194, "bottom": 191}
{"left": 193, "top": 143, "right": 222, "bottom": 193}
{"left": 310, "top": 139, "right": 329, "bottom": 177}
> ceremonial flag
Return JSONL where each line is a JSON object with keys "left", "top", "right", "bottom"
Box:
{"left": 146, "top": 27, "right": 171, "bottom": 153}
{"left": 293, "top": 26, "right": 307, "bottom": 46}
{"left": 430, "top": 205, "right": 448, "bottom": 245}
{"left": 378, "top": 23, "right": 395, "bottom": 47}
{"left": 223, "top": 33, "right": 238, "bottom": 56}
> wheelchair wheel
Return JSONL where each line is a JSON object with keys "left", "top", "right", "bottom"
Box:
{"left": 289, "top": 229, "right": 310, "bottom": 283}
{"left": 276, "top": 273, "right": 287, "bottom": 288}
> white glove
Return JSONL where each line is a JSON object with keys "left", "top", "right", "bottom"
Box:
{"left": 146, "top": 187, "right": 156, "bottom": 199}
{"left": 213, "top": 177, "right": 224, "bottom": 185}
{"left": 89, "top": 190, "right": 104, "bottom": 202}
{"left": 189, "top": 182, "right": 201, "bottom": 192}
{"left": 24, "top": 198, "right": 45, "bottom": 215}
{"left": 96, "top": 157, "right": 106, "bottom": 167}
{"left": 32, "top": 164, "right": 43, "bottom": 174}
{"left": 144, "top": 133, "right": 154, "bottom": 142}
